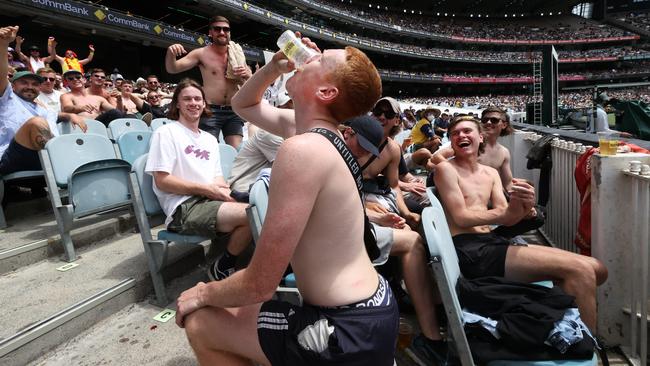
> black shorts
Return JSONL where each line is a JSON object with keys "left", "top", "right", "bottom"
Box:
{"left": 452, "top": 232, "right": 526, "bottom": 279}
{"left": 257, "top": 275, "right": 399, "bottom": 366}
{"left": 0, "top": 139, "right": 41, "bottom": 175}
{"left": 200, "top": 106, "right": 244, "bottom": 140}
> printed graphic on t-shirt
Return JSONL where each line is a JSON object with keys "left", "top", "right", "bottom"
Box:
{"left": 184, "top": 145, "right": 211, "bottom": 160}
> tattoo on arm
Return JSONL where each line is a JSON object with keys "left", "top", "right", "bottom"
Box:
{"left": 34, "top": 126, "right": 54, "bottom": 149}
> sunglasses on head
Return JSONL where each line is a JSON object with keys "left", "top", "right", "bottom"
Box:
{"left": 481, "top": 117, "right": 503, "bottom": 124}
{"left": 372, "top": 108, "right": 397, "bottom": 120}
{"left": 210, "top": 25, "right": 230, "bottom": 33}
{"left": 66, "top": 75, "right": 82, "bottom": 80}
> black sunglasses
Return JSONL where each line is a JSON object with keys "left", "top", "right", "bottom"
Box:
{"left": 42, "top": 77, "right": 56, "bottom": 82}
{"left": 93, "top": 74, "right": 106, "bottom": 79}
{"left": 481, "top": 117, "right": 503, "bottom": 124}
{"left": 372, "top": 108, "right": 397, "bottom": 120}
{"left": 210, "top": 26, "right": 230, "bottom": 33}
{"left": 66, "top": 75, "right": 83, "bottom": 80}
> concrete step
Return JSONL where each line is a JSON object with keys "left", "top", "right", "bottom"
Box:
{"left": 0, "top": 227, "right": 211, "bottom": 366}
{"left": 0, "top": 206, "right": 135, "bottom": 275}
{"left": 26, "top": 268, "right": 207, "bottom": 366}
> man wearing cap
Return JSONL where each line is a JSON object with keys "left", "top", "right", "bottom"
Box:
{"left": 0, "top": 26, "right": 86, "bottom": 177}
{"left": 14, "top": 35, "right": 53, "bottom": 73}
{"left": 60, "top": 69, "right": 126, "bottom": 126}
{"left": 410, "top": 106, "right": 442, "bottom": 152}
{"left": 364, "top": 96, "right": 421, "bottom": 228}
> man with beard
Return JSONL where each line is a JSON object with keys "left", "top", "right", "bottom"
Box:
{"left": 165, "top": 15, "right": 251, "bottom": 150}
{"left": 0, "top": 26, "right": 86, "bottom": 177}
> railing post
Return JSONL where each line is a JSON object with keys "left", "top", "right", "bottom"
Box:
{"left": 591, "top": 153, "right": 650, "bottom": 347}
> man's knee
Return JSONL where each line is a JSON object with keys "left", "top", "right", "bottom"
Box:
{"left": 566, "top": 259, "right": 598, "bottom": 288}
{"left": 218, "top": 202, "right": 250, "bottom": 229}
{"left": 184, "top": 307, "right": 218, "bottom": 347}
{"left": 15, "top": 117, "right": 54, "bottom": 150}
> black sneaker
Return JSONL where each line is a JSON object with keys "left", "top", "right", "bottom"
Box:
{"left": 207, "top": 255, "right": 235, "bottom": 281}
{"left": 407, "top": 334, "right": 450, "bottom": 366}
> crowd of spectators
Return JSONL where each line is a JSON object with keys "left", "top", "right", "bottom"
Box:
{"left": 314, "top": 0, "right": 634, "bottom": 41}
{"left": 618, "top": 11, "right": 650, "bottom": 33}
{"left": 400, "top": 86, "right": 650, "bottom": 111}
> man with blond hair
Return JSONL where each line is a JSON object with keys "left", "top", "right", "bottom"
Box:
{"left": 175, "top": 36, "right": 399, "bottom": 365}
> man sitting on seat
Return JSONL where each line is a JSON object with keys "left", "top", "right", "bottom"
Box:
{"left": 175, "top": 37, "right": 399, "bottom": 365}
{"left": 145, "top": 79, "right": 251, "bottom": 282}
{"left": 0, "top": 26, "right": 86, "bottom": 178}
{"left": 434, "top": 115, "right": 608, "bottom": 330}
{"left": 60, "top": 69, "right": 126, "bottom": 126}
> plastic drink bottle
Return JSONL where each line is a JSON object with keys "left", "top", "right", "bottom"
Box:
{"left": 276, "top": 30, "right": 320, "bottom": 68}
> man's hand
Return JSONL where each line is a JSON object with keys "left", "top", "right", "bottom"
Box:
{"left": 78, "top": 103, "right": 98, "bottom": 114}
{"left": 509, "top": 179, "right": 535, "bottom": 212}
{"left": 203, "top": 184, "right": 235, "bottom": 202}
{"left": 233, "top": 65, "right": 252, "bottom": 79}
{"left": 176, "top": 282, "right": 208, "bottom": 328}
{"left": 377, "top": 212, "right": 407, "bottom": 229}
{"left": 405, "top": 212, "right": 421, "bottom": 229}
{"left": 68, "top": 114, "right": 88, "bottom": 132}
{"left": 0, "top": 26, "right": 18, "bottom": 46}
{"left": 14, "top": 35, "right": 23, "bottom": 46}
{"left": 167, "top": 43, "right": 187, "bottom": 57}
{"left": 366, "top": 201, "right": 389, "bottom": 214}
{"left": 88, "top": 44, "right": 94, "bottom": 52}
{"left": 400, "top": 179, "right": 426, "bottom": 197}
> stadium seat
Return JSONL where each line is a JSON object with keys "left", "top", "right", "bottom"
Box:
{"left": 421, "top": 197, "right": 596, "bottom": 366}
{"left": 218, "top": 143, "right": 238, "bottom": 179}
{"left": 0, "top": 170, "right": 45, "bottom": 229}
{"left": 129, "top": 152, "right": 240, "bottom": 306}
{"left": 116, "top": 131, "right": 152, "bottom": 165}
{"left": 150, "top": 118, "right": 173, "bottom": 131}
{"left": 247, "top": 179, "right": 302, "bottom": 303}
{"left": 58, "top": 119, "right": 108, "bottom": 138}
{"left": 39, "top": 134, "right": 132, "bottom": 262}
{"left": 108, "top": 118, "right": 150, "bottom": 140}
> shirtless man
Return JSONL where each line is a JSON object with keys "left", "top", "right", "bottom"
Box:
{"left": 175, "top": 36, "right": 398, "bottom": 365}
{"left": 60, "top": 69, "right": 124, "bottom": 126}
{"left": 429, "top": 107, "right": 513, "bottom": 190}
{"left": 364, "top": 96, "right": 420, "bottom": 228}
{"left": 165, "top": 15, "right": 251, "bottom": 149}
{"left": 434, "top": 116, "right": 607, "bottom": 330}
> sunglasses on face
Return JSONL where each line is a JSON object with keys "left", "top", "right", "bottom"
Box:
{"left": 93, "top": 74, "right": 106, "bottom": 79}
{"left": 210, "top": 25, "right": 230, "bottom": 33}
{"left": 372, "top": 108, "right": 397, "bottom": 120}
{"left": 481, "top": 117, "right": 503, "bottom": 124}
{"left": 147, "top": 95, "right": 161, "bottom": 100}
{"left": 42, "top": 77, "right": 56, "bottom": 82}
{"left": 66, "top": 75, "right": 83, "bottom": 80}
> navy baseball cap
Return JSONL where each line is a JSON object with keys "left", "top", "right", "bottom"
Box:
{"left": 347, "top": 115, "right": 383, "bottom": 156}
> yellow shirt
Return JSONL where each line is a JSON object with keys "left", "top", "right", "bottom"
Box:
{"left": 410, "top": 118, "right": 433, "bottom": 145}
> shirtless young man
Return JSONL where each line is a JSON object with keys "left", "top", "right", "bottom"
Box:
{"left": 434, "top": 116, "right": 608, "bottom": 330}
{"left": 175, "top": 36, "right": 398, "bottom": 365}
{"left": 364, "top": 97, "right": 420, "bottom": 228}
{"left": 428, "top": 107, "right": 512, "bottom": 190}
{"left": 165, "top": 15, "right": 251, "bottom": 149}
{"left": 60, "top": 69, "right": 124, "bottom": 126}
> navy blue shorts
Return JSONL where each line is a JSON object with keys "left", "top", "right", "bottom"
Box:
{"left": 257, "top": 275, "right": 399, "bottom": 366}
{"left": 0, "top": 139, "right": 41, "bottom": 175}
{"left": 200, "top": 106, "right": 244, "bottom": 140}
{"left": 453, "top": 232, "right": 527, "bottom": 279}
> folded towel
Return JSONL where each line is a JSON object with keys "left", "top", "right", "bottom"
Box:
{"left": 226, "top": 41, "right": 246, "bottom": 80}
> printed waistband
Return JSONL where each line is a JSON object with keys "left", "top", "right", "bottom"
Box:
{"left": 321, "top": 275, "right": 393, "bottom": 310}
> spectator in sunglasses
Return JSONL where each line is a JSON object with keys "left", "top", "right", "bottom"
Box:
{"left": 127, "top": 90, "right": 171, "bottom": 120}
{"left": 60, "top": 69, "right": 126, "bottom": 126}
{"left": 165, "top": 15, "right": 252, "bottom": 150}
{"left": 36, "top": 67, "right": 62, "bottom": 112}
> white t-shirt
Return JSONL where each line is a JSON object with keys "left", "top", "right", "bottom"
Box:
{"left": 145, "top": 121, "right": 222, "bottom": 225}
{"left": 36, "top": 90, "right": 62, "bottom": 112}
{"left": 229, "top": 129, "right": 283, "bottom": 192}
{"left": 29, "top": 57, "right": 45, "bottom": 73}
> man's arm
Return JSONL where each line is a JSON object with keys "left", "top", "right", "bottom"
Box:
{"left": 434, "top": 161, "right": 522, "bottom": 227}
{"left": 0, "top": 26, "right": 18, "bottom": 95}
{"left": 47, "top": 37, "right": 64, "bottom": 65}
{"left": 13, "top": 35, "right": 29, "bottom": 65}
{"left": 427, "top": 146, "right": 454, "bottom": 170}
{"left": 165, "top": 44, "right": 201, "bottom": 74}
{"left": 129, "top": 93, "right": 146, "bottom": 110}
{"left": 385, "top": 141, "right": 419, "bottom": 226}
{"left": 78, "top": 44, "right": 94, "bottom": 66}
{"left": 231, "top": 51, "right": 296, "bottom": 139}
{"left": 176, "top": 136, "right": 324, "bottom": 324}
{"left": 499, "top": 147, "right": 513, "bottom": 191}
{"left": 152, "top": 171, "right": 233, "bottom": 202}
{"left": 57, "top": 112, "right": 88, "bottom": 132}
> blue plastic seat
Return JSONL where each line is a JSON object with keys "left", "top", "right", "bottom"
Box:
{"left": 421, "top": 196, "right": 596, "bottom": 366}
{"left": 39, "top": 134, "right": 132, "bottom": 261}
{"left": 128, "top": 154, "right": 211, "bottom": 306}
{"left": 116, "top": 131, "right": 152, "bottom": 165}
{"left": 108, "top": 118, "right": 150, "bottom": 140}
{"left": 218, "top": 143, "right": 238, "bottom": 179}
{"left": 58, "top": 119, "right": 108, "bottom": 138}
{"left": 150, "top": 118, "right": 173, "bottom": 131}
